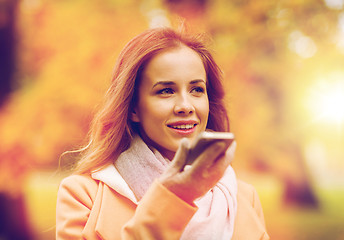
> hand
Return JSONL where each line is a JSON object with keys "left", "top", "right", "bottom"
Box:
{"left": 158, "top": 138, "right": 237, "bottom": 205}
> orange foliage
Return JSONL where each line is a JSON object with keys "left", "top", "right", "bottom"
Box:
{"left": 0, "top": 0, "right": 343, "bottom": 239}
{"left": 0, "top": 0, "right": 147, "bottom": 192}
{"left": 1, "top": 0, "right": 343, "bottom": 200}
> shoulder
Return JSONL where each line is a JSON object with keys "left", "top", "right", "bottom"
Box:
{"left": 56, "top": 175, "right": 103, "bottom": 239}
{"left": 233, "top": 179, "right": 270, "bottom": 239}
{"left": 236, "top": 179, "right": 266, "bottom": 228}
{"left": 58, "top": 174, "right": 99, "bottom": 206}
{"left": 236, "top": 179, "right": 265, "bottom": 220}
{"left": 59, "top": 174, "right": 98, "bottom": 192}
{"left": 237, "top": 179, "right": 260, "bottom": 204}
{"left": 60, "top": 174, "right": 97, "bottom": 188}
{"left": 237, "top": 179, "right": 256, "bottom": 192}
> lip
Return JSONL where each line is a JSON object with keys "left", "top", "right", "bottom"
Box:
{"left": 167, "top": 120, "right": 199, "bottom": 136}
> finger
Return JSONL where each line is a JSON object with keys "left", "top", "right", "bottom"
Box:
{"left": 212, "top": 140, "right": 237, "bottom": 167}
{"left": 192, "top": 141, "right": 227, "bottom": 169}
{"left": 169, "top": 138, "right": 189, "bottom": 171}
{"left": 190, "top": 140, "right": 235, "bottom": 181}
{"left": 225, "top": 140, "right": 237, "bottom": 163}
{"left": 208, "top": 141, "right": 237, "bottom": 174}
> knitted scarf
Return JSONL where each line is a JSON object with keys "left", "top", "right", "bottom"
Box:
{"left": 108, "top": 135, "right": 238, "bottom": 239}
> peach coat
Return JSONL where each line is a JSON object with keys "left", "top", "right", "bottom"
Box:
{"left": 56, "top": 174, "right": 269, "bottom": 240}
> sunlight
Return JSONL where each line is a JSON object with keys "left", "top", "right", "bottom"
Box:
{"left": 324, "top": 0, "right": 344, "bottom": 10}
{"left": 306, "top": 73, "right": 344, "bottom": 125}
{"left": 288, "top": 30, "right": 317, "bottom": 58}
{"left": 318, "top": 87, "right": 344, "bottom": 123}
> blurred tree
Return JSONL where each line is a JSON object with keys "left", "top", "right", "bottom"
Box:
{"left": 0, "top": 0, "right": 33, "bottom": 239}
{"left": 0, "top": 0, "right": 340, "bottom": 238}
{"left": 206, "top": 0, "right": 327, "bottom": 207}
{"left": 1, "top": 0, "right": 342, "bottom": 215}
{"left": 0, "top": 193, "right": 33, "bottom": 240}
{"left": 164, "top": 0, "right": 208, "bottom": 20}
{"left": 0, "top": 0, "right": 17, "bottom": 105}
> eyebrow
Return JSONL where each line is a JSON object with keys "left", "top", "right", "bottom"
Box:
{"left": 152, "top": 81, "right": 175, "bottom": 88}
{"left": 152, "top": 79, "right": 206, "bottom": 88}
{"left": 190, "top": 79, "right": 206, "bottom": 85}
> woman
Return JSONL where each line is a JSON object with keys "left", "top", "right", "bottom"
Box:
{"left": 56, "top": 27, "right": 269, "bottom": 240}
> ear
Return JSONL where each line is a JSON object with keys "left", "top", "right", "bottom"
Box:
{"left": 130, "top": 109, "right": 140, "bottom": 122}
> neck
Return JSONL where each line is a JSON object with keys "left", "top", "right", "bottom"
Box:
{"left": 137, "top": 131, "right": 175, "bottom": 161}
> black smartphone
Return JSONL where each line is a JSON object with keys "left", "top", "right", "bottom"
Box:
{"left": 186, "top": 131, "right": 235, "bottom": 165}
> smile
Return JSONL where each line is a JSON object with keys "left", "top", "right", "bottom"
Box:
{"left": 168, "top": 124, "right": 196, "bottom": 130}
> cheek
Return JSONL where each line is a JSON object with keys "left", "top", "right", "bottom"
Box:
{"left": 197, "top": 97, "right": 210, "bottom": 119}
{"left": 139, "top": 99, "right": 172, "bottom": 123}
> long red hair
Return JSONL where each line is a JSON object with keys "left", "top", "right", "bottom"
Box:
{"left": 74, "top": 27, "right": 229, "bottom": 174}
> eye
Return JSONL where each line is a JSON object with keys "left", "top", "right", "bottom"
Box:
{"left": 191, "top": 86, "right": 205, "bottom": 95}
{"left": 156, "top": 88, "right": 174, "bottom": 95}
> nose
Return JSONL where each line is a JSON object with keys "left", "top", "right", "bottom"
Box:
{"left": 174, "top": 93, "right": 195, "bottom": 115}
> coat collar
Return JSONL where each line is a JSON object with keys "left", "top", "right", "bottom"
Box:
{"left": 92, "top": 164, "right": 138, "bottom": 204}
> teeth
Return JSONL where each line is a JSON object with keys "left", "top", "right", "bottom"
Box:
{"left": 170, "top": 124, "right": 194, "bottom": 130}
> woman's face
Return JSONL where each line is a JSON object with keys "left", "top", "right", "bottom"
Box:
{"left": 132, "top": 46, "right": 209, "bottom": 159}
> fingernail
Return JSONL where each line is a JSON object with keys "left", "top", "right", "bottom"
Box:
{"left": 214, "top": 141, "right": 226, "bottom": 151}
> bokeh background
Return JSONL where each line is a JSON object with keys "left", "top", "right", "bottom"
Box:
{"left": 1, "top": 0, "right": 344, "bottom": 239}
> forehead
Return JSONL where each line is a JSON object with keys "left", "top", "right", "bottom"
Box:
{"left": 150, "top": 45, "right": 203, "bottom": 64}
{"left": 141, "top": 46, "right": 206, "bottom": 85}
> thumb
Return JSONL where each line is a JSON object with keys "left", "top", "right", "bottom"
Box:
{"left": 169, "top": 138, "right": 190, "bottom": 171}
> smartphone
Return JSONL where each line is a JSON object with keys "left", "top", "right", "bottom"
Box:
{"left": 186, "top": 131, "right": 235, "bottom": 165}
